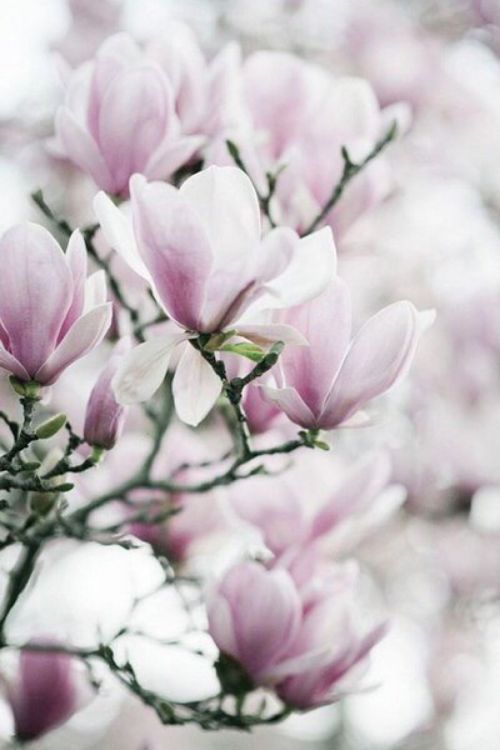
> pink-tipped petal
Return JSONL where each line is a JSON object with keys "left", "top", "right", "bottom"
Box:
{"left": 130, "top": 175, "right": 213, "bottom": 329}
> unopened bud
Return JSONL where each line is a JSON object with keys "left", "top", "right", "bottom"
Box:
{"left": 35, "top": 413, "right": 67, "bottom": 440}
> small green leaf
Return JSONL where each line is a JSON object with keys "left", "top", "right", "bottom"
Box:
{"left": 36, "top": 413, "right": 67, "bottom": 439}
{"left": 221, "top": 342, "right": 265, "bottom": 362}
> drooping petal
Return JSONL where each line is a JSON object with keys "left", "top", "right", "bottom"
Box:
{"left": 259, "top": 385, "right": 317, "bottom": 429}
{"left": 130, "top": 175, "right": 213, "bottom": 329}
{"left": 0, "top": 223, "right": 73, "bottom": 377}
{"left": 172, "top": 343, "right": 222, "bottom": 426}
{"left": 112, "top": 331, "right": 190, "bottom": 404}
{"left": 93, "top": 191, "right": 150, "bottom": 281}
{"left": 35, "top": 303, "right": 112, "bottom": 385}
{"left": 322, "top": 301, "right": 419, "bottom": 427}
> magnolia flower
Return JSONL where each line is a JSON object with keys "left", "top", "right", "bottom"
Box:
{"left": 146, "top": 24, "right": 245, "bottom": 138}
{"left": 261, "top": 278, "right": 426, "bottom": 430}
{"left": 0, "top": 223, "right": 111, "bottom": 386}
{"left": 84, "top": 337, "right": 130, "bottom": 449}
{"left": 207, "top": 560, "right": 385, "bottom": 706}
{"left": 4, "top": 647, "right": 93, "bottom": 741}
{"left": 207, "top": 561, "right": 302, "bottom": 684}
{"left": 94, "top": 165, "right": 336, "bottom": 425}
{"left": 54, "top": 34, "right": 202, "bottom": 195}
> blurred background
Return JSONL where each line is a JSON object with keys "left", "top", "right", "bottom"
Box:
{"left": 1, "top": 0, "right": 500, "bottom": 748}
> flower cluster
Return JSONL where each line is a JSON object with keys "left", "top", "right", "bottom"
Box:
{"left": 0, "top": 5, "right": 466, "bottom": 747}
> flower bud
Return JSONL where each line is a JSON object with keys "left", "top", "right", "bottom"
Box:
{"left": 84, "top": 338, "right": 130, "bottom": 450}
{"left": 35, "top": 413, "right": 67, "bottom": 440}
{"left": 5, "top": 646, "right": 93, "bottom": 742}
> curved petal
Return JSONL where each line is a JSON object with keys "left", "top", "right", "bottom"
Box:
{"left": 172, "top": 343, "right": 222, "bottom": 426}
{"left": 180, "top": 166, "right": 261, "bottom": 267}
{"left": 130, "top": 175, "right": 213, "bottom": 330}
{"left": 55, "top": 107, "right": 113, "bottom": 191}
{"left": 259, "top": 385, "right": 317, "bottom": 429}
{"left": 93, "top": 191, "right": 150, "bottom": 281}
{"left": 278, "top": 278, "right": 351, "bottom": 415}
{"left": 97, "top": 64, "right": 173, "bottom": 195}
{"left": 322, "top": 301, "right": 419, "bottom": 427}
{"left": 35, "top": 303, "right": 112, "bottom": 385}
{"left": 145, "top": 135, "right": 204, "bottom": 181}
{"left": 0, "top": 223, "right": 73, "bottom": 377}
{"left": 0, "top": 343, "right": 30, "bottom": 381}
{"left": 112, "top": 331, "right": 189, "bottom": 404}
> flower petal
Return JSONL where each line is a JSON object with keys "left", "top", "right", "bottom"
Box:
{"left": 35, "top": 303, "right": 112, "bottom": 385}
{"left": 172, "top": 343, "right": 222, "bottom": 426}
{"left": 0, "top": 223, "right": 73, "bottom": 377}
{"left": 93, "top": 191, "right": 150, "bottom": 281}
{"left": 264, "top": 227, "right": 337, "bottom": 309}
{"left": 130, "top": 174, "right": 213, "bottom": 330}
{"left": 259, "top": 385, "right": 317, "bottom": 429}
{"left": 0, "top": 343, "right": 29, "bottom": 381}
{"left": 59, "top": 230, "right": 87, "bottom": 339}
{"left": 322, "top": 301, "right": 419, "bottom": 426}
{"left": 56, "top": 107, "right": 113, "bottom": 191}
{"left": 180, "top": 165, "right": 261, "bottom": 267}
{"left": 112, "top": 331, "right": 189, "bottom": 404}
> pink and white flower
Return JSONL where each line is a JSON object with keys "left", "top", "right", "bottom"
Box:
{"left": 261, "top": 278, "right": 426, "bottom": 430}
{"left": 54, "top": 34, "right": 202, "bottom": 196}
{"left": 0, "top": 223, "right": 111, "bottom": 386}
{"left": 94, "top": 165, "right": 336, "bottom": 425}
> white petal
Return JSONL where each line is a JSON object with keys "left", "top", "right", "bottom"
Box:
{"left": 83, "top": 270, "right": 107, "bottom": 312}
{"left": 93, "top": 190, "right": 150, "bottom": 281}
{"left": 263, "top": 226, "right": 337, "bottom": 309}
{"left": 172, "top": 343, "right": 222, "bottom": 426}
{"left": 113, "top": 332, "right": 189, "bottom": 404}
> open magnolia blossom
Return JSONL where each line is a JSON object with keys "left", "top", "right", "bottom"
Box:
{"left": 261, "top": 278, "right": 431, "bottom": 430}
{"left": 207, "top": 560, "right": 385, "bottom": 708}
{"left": 54, "top": 33, "right": 203, "bottom": 196}
{"left": 94, "top": 165, "right": 336, "bottom": 425}
{"left": 0, "top": 223, "right": 111, "bottom": 386}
